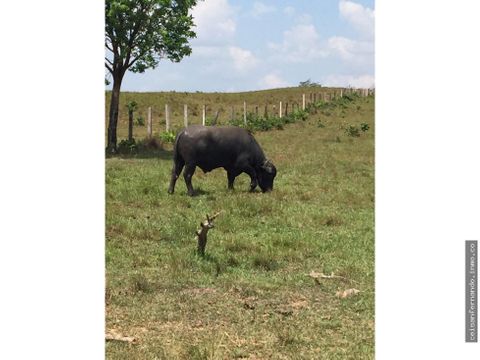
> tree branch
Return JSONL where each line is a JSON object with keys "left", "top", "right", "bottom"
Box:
{"left": 105, "top": 41, "right": 114, "bottom": 53}
{"left": 105, "top": 63, "right": 113, "bottom": 74}
{"left": 124, "top": 3, "right": 149, "bottom": 70}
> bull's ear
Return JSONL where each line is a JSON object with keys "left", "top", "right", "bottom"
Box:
{"left": 262, "top": 160, "right": 274, "bottom": 174}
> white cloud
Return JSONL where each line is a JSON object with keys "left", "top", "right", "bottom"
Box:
{"left": 229, "top": 46, "right": 258, "bottom": 72}
{"left": 339, "top": 0, "right": 374, "bottom": 39}
{"left": 192, "top": 46, "right": 224, "bottom": 58}
{"left": 251, "top": 2, "right": 276, "bottom": 17}
{"left": 323, "top": 74, "right": 375, "bottom": 88}
{"left": 191, "top": 0, "right": 236, "bottom": 46}
{"left": 327, "top": 36, "right": 374, "bottom": 65}
{"left": 258, "top": 73, "right": 290, "bottom": 89}
{"left": 268, "top": 24, "right": 327, "bottom": 63}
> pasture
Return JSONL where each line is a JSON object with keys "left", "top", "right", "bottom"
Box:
{"left": 106, "top": 88, "right": 374, "bottom": 359}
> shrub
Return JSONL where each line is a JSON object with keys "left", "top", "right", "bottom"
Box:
{"left": 160, "top": 130, "right": 176, "bottom": 144}
{"left": 345, "top": 125, "right": 360, "bottom": 137}
{"left": 361, "top": 123, "right": 370, "bottom": 132}
{"left": 285, "top": 108, "right": 308, "bottom": 122}
{"left": 228, "top": 116, "right": 244, "bottom": 128}
{"left": 136, "top": 116, "right": 145, "bottom": 126}
{"left": 126, "top": 100, "right": 138, "bottom": 112}
{"left": 118, "top": 139, "right": 138, "bottom": 154}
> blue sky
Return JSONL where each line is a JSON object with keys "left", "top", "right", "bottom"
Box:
{"left": 113, "top": 0, "right": 375, "bottom": 92}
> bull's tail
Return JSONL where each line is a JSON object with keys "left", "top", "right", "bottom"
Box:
{"left": 172, "top": 129, "right": 185, "bottom": 165}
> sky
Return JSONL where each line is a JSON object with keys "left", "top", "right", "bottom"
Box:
{"left": 111, "top": 0, "right": 375, "bottom": 92}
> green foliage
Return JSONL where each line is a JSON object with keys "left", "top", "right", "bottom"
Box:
{"left": 105, "top": 0, "right": 198, "bottom": 75}
{"left": 225, "top": 104, "right": 317, "bottom": 133}
{"left": 299, "top": 79, "right": 322, "bottom": 87}
{"left": 361, "top": 123, "right": 370, "bottom": 132}
{"left": 231, "top": 107, "right": 311, "bottom": 132}
{"left": 136, "top": 116, "right": 145, "bottom": 126}
{"left": 288, "top": 108, "right": 308, "bottom": 122}
{"left": 160, "top": 130, "right": 176, "bottom": 144}
{"left": 105, "top": 0, "right": 199, "bottom": 151}
{"left": 247, "top": 114, "right": 284, "bottom": 131}
{"left": 118, "top": 138, "right": 138, "bottom": 154}
{"left": 126, "top": 100, "right": 138, "bottom": 112}
{"left": 345, "top": 125, "right": 361, "bottom": 137}
{"left": 204, "top": 116, "right": 217, "bottom": 126}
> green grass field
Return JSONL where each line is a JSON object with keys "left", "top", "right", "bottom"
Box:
{"left": 106, "top": 88, "right": 374, "bottom": 359}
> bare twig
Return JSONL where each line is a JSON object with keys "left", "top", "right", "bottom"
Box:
{"left": 308, "top": 271, "right": 358, "bottom": 284}
{"left": 336, "top": 288, "right": 361, "bottom": 299}
{"left": 105, "top": 330, "right": 137, "bottom": 344}
{"left": 196, "top": 211, "right": 222, "bottom": 256}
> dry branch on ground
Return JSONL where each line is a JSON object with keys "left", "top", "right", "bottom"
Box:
{"left": 195, "top": 211, "right": 222, "bottom": 255}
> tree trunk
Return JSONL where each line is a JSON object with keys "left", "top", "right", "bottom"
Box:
{"left": 107, "top": 75, "right": 123, "bottom": 153}
{"left": 128, "top": 109, "right": 134, "bottom": 142}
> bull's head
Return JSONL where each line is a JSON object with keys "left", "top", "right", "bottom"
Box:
{"left": 258, "top": 159, "right": 277, "bottom": 192}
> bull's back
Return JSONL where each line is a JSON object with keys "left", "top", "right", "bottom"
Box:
{"left": 178, "top": 126, "right": 258, "bottom": 171}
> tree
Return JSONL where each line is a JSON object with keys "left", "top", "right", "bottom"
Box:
{"left": 299, "top": 79, "right": 322, "bottom": 88}
{"left": 105, "top": 0, "right": 198, "bottom": 153}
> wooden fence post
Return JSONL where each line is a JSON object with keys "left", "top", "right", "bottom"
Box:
{"left": 264, "top": 104, "right": 268, "bottom": 118}
{"left": 184, "top": 104, "right": 188, "bottom": 128}
{"left": 202, "top": 104, "right": 206, "bottom": 126}
{"left": 279, "top": 101, "right": 282, "bottom": 118}
{"left": 285, "top": 102, "right": 289, "bottom": 116}
{"left": 243, "top": 101, "right": 247, "bottom": 125}
{"left": 165, "top": 104, "right": 170, "bottom": 132}
{"left": 302, "top": 94, "right": 306, "bottom": 110}
{"left": 340, "top": 89, "right": 343, "bottom": 98}
{"left": 147, "top": 106, "right": 152, "bottom": 139}
{"left": 255, "top": 105, "right": 258, "bottom": 116}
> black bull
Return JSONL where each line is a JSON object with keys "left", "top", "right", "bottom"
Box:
{"left": 168, "top": 125, "right": 277, "bottom": 196}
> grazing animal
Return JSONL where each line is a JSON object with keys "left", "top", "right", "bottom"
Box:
{"left": 168, "top": 125, "right": 277, "bottom": 196}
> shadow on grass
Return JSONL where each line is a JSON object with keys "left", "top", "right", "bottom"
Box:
{"left": 191, "top": 188, "right": 212, "bottom": 197}
{"left": 106, "top": 147, "right": 174, "bottom": 160}
{"left": 198, "top": 252, "right": 218, "bottom": 263}
{"left": 106, "top": 137, "right": 175, "bottom": 160}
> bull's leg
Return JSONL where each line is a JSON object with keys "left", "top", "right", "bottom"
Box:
{"left": 227, "top": 169, "right": 239, "bottom": 190}
{"left": 243, "top": 166, "right": 258, "bottom": 192}
{"left": 183, "top": 164, "right": 196, "bottom": 196}
{"left": 168, "top": 159, "right": 185, "bottom": 194}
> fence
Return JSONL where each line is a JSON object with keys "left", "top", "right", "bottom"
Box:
{"left": 115, "top": 88, "right": 375, "bottom": 139}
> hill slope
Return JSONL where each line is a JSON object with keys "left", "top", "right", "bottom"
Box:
{"left": 105, "top": 86, "right": 367, "bottom": 139}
